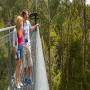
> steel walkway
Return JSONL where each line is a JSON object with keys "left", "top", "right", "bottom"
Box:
{"left": 0, "top": 26, "right": 49, "bottom": 90}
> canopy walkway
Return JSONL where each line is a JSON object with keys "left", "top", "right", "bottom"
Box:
{"left": 0, "top": 26, "right": 49, "bottom": 90}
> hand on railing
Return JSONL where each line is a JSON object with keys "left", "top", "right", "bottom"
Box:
{"left": 36, "top": 24, "right": 40, "bottom": 27}
{"left": 30, "top": 23, "right": 40, "bottom": 32}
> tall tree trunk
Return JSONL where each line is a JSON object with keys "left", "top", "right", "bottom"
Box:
{"left": 48, "top": 0, "right": 51, "bottom": 90}
{"left": 80, "top": 0, "right": 87, "bottom": 89}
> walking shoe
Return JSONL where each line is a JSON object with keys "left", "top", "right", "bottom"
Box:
{"left": 23, "top": 78, "right": 28, "bottom": 86}
{"left": 16, "top": 84, "right": 21, "bottom": 89}
{"left": 19, "top": 82, "right": 23, "bottom": 87}
{"left": 27, "top": 79, "right": 32, "bottom": 85}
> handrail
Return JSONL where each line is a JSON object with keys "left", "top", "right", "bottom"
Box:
{"left": 0, "top": 26, "right": 15, "bottom": 47}
{"left": 0, "top": 26, "right": 15, "bottom": 32}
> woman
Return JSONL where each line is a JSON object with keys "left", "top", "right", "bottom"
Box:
{"left": 15, "top": 16, "right": 24, "bottom": 88}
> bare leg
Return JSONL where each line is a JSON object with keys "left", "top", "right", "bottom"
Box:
{"left": 18, "top": 60, "right": 21, "bottom": 83}
{"left": 28, "top": 66, "right": 32, "bottom": 79}
{"left": 23, "top": 67, "right": 27, "bottom": 80}
{"left": 16, "top": 60, "right": 20, "bottom": 85}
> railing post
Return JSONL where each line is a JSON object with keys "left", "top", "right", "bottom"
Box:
{"left": 31, "top": 28, "right": 37, "bottom": 90}
{"left": 7, "top": 32, "right": 11, "bottom": 90}
{"left": 8, "top": 29, "right": 14, "bottom": 90}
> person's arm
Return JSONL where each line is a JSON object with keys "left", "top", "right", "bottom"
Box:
{"left": 30, "top": 23, "right": 39, "bottom": 32}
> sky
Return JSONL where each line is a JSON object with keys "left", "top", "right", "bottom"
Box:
{"left": 70, "top": 0, "right": 90, "bottom": 5}
{"left": 86, "top": 0, "right": 90, "bottom": 5}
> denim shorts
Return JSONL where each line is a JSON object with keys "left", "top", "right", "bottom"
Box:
{"left": 16, "top": 45, "right": 23, "bottom": 60}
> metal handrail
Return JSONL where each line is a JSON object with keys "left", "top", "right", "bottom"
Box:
{"left": 0, "top": 26, "right": 15, "bottom": 32}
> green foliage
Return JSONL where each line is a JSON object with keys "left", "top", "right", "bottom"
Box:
{"left": 53, "top": 72, "right": 61, "bottom": 90}
{"left": 0, "top": 46, "right": 9, "bottom": 90}
{"left": 0, "top": 0, "right": 32, "bottom": 26}
{"left": 0, "top": 20, "right": 5, "bottom": 28}
{"left": 39, "top": 0, "right": 90, "bottom": 90}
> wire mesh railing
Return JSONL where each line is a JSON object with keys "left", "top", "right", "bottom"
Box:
{"left": 0, "top": 26, "right": 15, "bottom": 90}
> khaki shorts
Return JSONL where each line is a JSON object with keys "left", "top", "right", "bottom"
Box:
{"left": 23, "top": 45, "right": 33, "bottom": 68}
